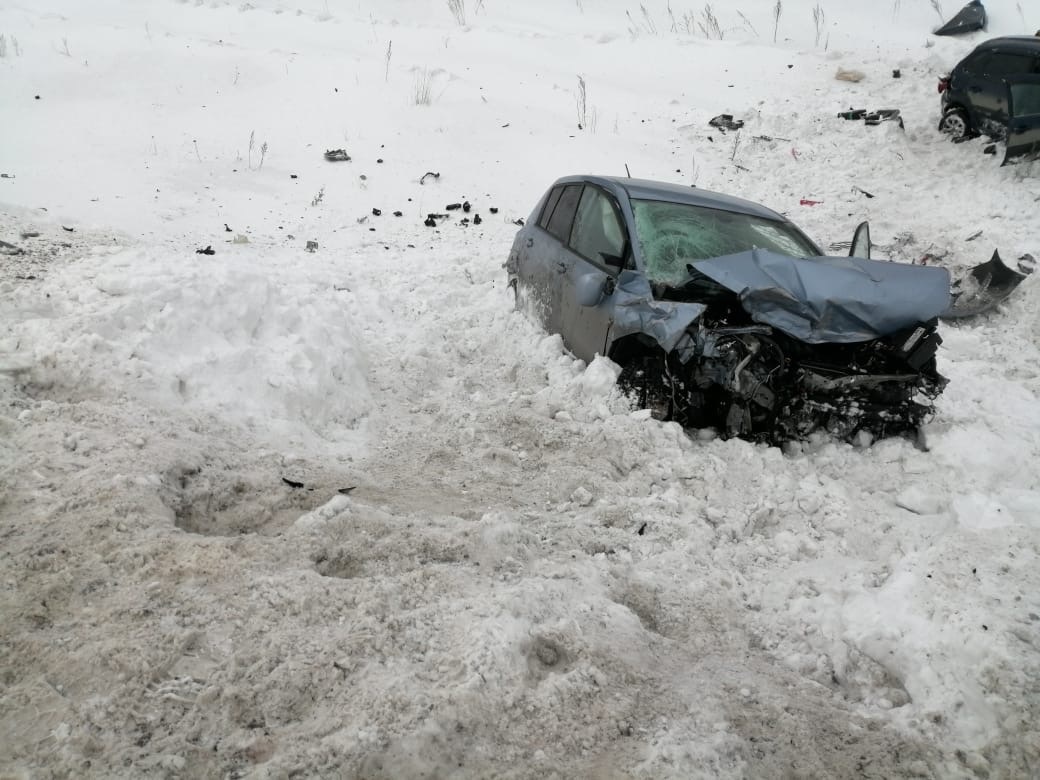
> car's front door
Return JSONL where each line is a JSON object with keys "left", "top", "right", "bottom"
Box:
{"left": 1005, "top": 76, "right": 1040, "bottom": 164}
{"left": 558, "top": 185, "right": 629, "bottom": 363}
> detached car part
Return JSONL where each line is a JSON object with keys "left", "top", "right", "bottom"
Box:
{"left": 933, "top": 0, "right": 987, "bottom": 37}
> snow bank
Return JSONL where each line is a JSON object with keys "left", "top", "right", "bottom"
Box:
{"left": 2, "top": 0, "right": 1040, "bottom": 777}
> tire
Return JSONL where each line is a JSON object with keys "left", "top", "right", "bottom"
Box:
{"left": 616, "top": 353, "right": 672, "bottom": 421}
{"left": 938, "top": 108, "right": 970, "bottom": 140}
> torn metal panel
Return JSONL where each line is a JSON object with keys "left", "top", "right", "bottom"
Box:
{"left": 607, "top": 270, "right": 707, "bottom": 352}
{"left": 693, "top": 249, "right": 951, "bottom": 343}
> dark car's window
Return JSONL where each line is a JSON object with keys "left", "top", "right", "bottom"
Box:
{"left": 538, "top": 186, "right": 564, "bottom": 230}
{"left": 631, "top": 199, "right": 818, "bottom": 286}
{"left": 545, "top": 184, "right": 583, "bottom": 243}
{"left": 1011, "top": 83, "right": 1040, "bottom": 117}
{"left": 568, "top": 186, "right": 626, "bottom": 267}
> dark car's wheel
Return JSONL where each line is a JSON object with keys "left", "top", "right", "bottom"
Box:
{"left": 938, "top": 107, "right": 970, "bottom": 140}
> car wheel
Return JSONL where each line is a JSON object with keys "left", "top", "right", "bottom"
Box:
{"left": 938, "top": 108, "right": 970, "bottom": 140}
{"left": 617, "top": 354, "right": 672, "bottom": 421}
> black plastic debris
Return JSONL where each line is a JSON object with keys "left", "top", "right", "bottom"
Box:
{"left": 840, "top": 108, "right": 903, "bottom": 129}
{"left": 282, "top": 477, "right": 304, "bottom": 489}
{"left": 853, "top": 186, "right": 876, "bottom": 199}
{"left": 513, "top": 218, "right": 524, "bottom": 226}
{"left": 306, "top": 240, "right": 318, "bottom": 252}
{"left": 934, "top": 0, "right": 987, "bottom": 36}
{"left": 474, "top": 214, "right": 482, "bottom": 225}
{"left": 62, "top": 226, "right": 74, "bottom": 232}
{"left": 864, "top": 109, "right": 902, "bottom": 127}
{"left": 0, "top": 173, "right": 15, "bottom": 179}
{"left": 324, "top": 148, "right": 351, "bottom": 162}
{"left": 393, "top": 210, "right": 403, "bottom": 217}
{"left": 195, "top": 245, "right": 215, "bottom": 255}
{"left": 462, "top": 201, "right": 472, "bottom": 213}
{"left": 943, "top": 250, "right": 1032, "bottom": 319}
{"left": 420, "top": 171, "right": 440, "bottom": 185}
{"left": 893, "top": 69, "right": 901, "bottom": 79}
{"left": 424, "top": 215, "right": 438, "bottom": 227}
{"left": 445, "top": 203, "right": 462, "bottom": 211}
{"left": 838, "top": 109, "right": 867, "bottom": 120}
{"left": 489, "top": 207, "right": 499, "bottom": 214}
{"left": 338, "top": 486, "right": 357, "bottom": 495}
{"left": 708, "top": 114, "right": 744, "bottom": 132}
{"left": 224, "top": 223, "right": 232, "bottom": 232}
{"left": 372, "top": 208, "right": 382, "bottom": 216}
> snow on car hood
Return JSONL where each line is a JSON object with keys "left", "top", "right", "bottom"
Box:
{"left": 694, "top": 249, "right": 952, "bottom": 343}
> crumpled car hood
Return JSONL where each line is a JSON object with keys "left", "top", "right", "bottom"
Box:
{"left": 694, "top": 249, "right": 951, "bottom": 343}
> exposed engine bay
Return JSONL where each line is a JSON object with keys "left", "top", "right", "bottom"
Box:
{"left": 619, "top": 271, "right": 947, "bottom": 445}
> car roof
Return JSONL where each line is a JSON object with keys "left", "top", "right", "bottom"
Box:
{"left": 552, "top": 175, "right": 787, "bottom": 221}
{"left": 969, "top": 36, "right": 1040, "bottom": 52}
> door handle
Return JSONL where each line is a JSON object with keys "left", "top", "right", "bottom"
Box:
{"left": 556, "top": 262, "right": 568, "bottom": 274}
{"left": 525, "top": 238, "right": 534, "bottom": 248}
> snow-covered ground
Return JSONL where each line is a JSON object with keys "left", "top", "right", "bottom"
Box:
{"left": 2, "top": 0, "right": 1040, "bottom": 776}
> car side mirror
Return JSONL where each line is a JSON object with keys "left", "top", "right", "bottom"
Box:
{"left": 850, "top": 221, "right": 871, "bottom": 259}
{"left": 575, "top": 270, "right": 613, "bottom": 307}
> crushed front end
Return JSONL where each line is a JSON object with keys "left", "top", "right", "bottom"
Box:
{"left": 627, "top": 318, "right": 946, "bottom": 446}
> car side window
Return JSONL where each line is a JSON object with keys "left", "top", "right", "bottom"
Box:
{"left": 538, "top": 186, "right": 564, "bottom": 230}
{"left": 960, "top": 51, "right": 988, "bottom": 75}
{"left": 568, "top": 186, "right": 627, "bottom": 268}
{"left": 1011, "top": 83, "right": 1040, "bottom": 117}
{"left": 545, "top": 184, "right": 583, "bottom": 243}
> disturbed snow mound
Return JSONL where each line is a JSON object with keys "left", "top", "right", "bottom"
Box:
{"left": 2, "top": 0, "right": 1040, "bottom": 777}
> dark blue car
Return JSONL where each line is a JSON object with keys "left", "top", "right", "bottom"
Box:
{"left": 938, "top": 36, "right": 1040, "bottom": 160}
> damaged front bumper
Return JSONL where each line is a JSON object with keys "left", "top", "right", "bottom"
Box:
{"left": 637, "top": 320, "right": 947, "bottom": 445}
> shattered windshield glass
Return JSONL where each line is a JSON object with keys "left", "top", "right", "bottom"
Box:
{"left": 632, "top": 199, "right": 818, "bottom": 285}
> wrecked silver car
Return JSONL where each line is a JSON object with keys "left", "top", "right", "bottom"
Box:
{"left": 507, "top": 176, "right": 1024, "bottom": 444}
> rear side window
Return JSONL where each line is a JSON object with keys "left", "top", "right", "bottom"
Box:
{"left": 973, "top": 51, "right": 1034, "bottom": 77}
{"left": 545, "top": 185, "right": 583, "bottom": 243}
{"left": 537, "top": 187, "right": 564, "bottom": 230}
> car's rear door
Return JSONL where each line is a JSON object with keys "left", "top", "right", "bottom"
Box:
{"left": 1004, "top": 76, "right": 1040, "bottom": 164}
{"left": 518, "top": 183, "right": 583, "bottom": 334}
{"left": 558, "top": 185, "right": 629, "bottom": 363}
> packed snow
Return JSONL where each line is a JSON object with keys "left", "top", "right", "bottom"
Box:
{"left": 2, "top": 0, "right": 1039, "bottom": 777}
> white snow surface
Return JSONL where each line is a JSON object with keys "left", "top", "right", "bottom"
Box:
{"left": 2, "top": 0, "right": 1040, "bottom": 777}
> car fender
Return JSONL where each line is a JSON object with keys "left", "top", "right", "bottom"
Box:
{"left": 605, "top": 270, "right": 707, "bottom": 355}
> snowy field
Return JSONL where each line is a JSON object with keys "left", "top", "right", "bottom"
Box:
{"left": 2, "top": 0, "right": 1040, "bottom": 777}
